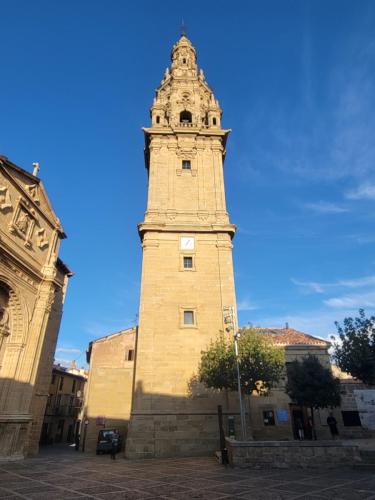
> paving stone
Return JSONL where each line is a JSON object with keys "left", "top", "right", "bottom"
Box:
{"left": 95, "top": 490, "right": 154, "bottom": 499}
{"left": 2, "top": 450, "right": 375, "bottom": 500}
{"left": 68, "top": 484, "right": 124, "bottom": 495}
{"left": 237, "top": 489, "right": 295, "bottom": 499}
{"left": 317, "top": 487, "right": 374, "bottom": 499}
{"left": 275, "top": 482, "right": 328, "bottom": 493}
{"left": 168, "top": 490, "right": 230, "bottom": 499}
{"left": 138, "top": 484, "right": 193, "bottom": 496}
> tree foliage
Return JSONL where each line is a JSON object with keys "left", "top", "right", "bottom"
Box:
{"left": 286, "top": 355, "right": 341, "bottom": 409}
{"left": 198, "top": 328, "right": 284, "bottom": 395}
{"left": 332, "top": 309, "right": 375, "bottom": 385}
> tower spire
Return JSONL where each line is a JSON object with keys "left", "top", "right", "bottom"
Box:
{"left": 180, "top": 17, "right": 186, "bottom": 36}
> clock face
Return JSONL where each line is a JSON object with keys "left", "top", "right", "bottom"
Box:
{"left": 181, "top": 237, "right": 195, "bottom": 250}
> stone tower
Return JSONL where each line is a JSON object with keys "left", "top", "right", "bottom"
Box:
{"left": 126, "top": 35, "right": 238, "bottom": 458}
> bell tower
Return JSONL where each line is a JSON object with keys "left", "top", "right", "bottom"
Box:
{"left": 126, "top": 35, "right": 238, "bottom": 458}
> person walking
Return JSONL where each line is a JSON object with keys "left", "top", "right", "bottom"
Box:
{"left": 296, "top": 418, "right": 304, "bottom": 440}
{"left": 110, "top": 436, "right": 118, "bottom": 460}
{"left": 327, "top": 413, "right": 339, "bottom": 439}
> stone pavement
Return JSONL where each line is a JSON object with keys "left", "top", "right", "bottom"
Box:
{"left": 0, "top": 448, "right": 375, "bottom": 500}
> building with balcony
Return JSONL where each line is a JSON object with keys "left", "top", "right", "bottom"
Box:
{"left": 41, "top": 364, "right": 87, "bottom": 445}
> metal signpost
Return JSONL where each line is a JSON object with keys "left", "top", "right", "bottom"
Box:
{"left": 223, "top": 306, "right": 246, "bottom": 440}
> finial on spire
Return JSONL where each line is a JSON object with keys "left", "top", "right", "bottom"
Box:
{"left": 180, "top": 18, "right": 187, "bottom": 36}
{"left": 32, "top": 162, "right": 40, "bottom": 177}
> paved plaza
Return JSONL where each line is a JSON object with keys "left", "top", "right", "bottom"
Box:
{"left": 0, "top": 448, "right": 375, "bottom": 500}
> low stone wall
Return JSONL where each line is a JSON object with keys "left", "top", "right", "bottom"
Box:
{"left": 226, "top": 438, "right": 362, "bottom": 469}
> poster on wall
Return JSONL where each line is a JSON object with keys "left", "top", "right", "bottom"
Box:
{"left": 276, "top": 409, "right": 289, "bottom": 423}
{"left": 354, "top": 390, "right": 375, "bottom": 430}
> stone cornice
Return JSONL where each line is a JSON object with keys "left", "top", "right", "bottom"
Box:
{"left": 138, "top": 222, "right": 236, "bottom": 239}
{"left": 143, "top": 127, "right": 231, "bottom": 138}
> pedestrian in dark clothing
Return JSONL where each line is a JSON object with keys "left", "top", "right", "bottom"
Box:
{"left": 296, "top": 418, "right": 304, "bottom": 440}
{"left": 327, "top": 413, "right": 339, "bottom": 439}
{"left": 75, "top": 434, "right": 80, "bottom": 451}
{"left": 110, "top": 437, "right": 118, "bottom": 459}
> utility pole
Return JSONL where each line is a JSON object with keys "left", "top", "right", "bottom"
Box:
{"left": 223, "top": 306, "right": 246, "bottom": 440}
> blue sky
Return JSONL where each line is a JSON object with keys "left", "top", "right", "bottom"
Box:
{"left": 1, "top": 1, "right": 375, "bottom": 367}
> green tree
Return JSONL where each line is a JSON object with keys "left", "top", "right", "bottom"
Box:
{"left": 198, "top": 328, "right": 284, "bottom": 395}
{"left": 286, "top": 355, "right": 341, "bottom": 439}
{"left": 332, "top": 309, "right": 375, "bottom": 385}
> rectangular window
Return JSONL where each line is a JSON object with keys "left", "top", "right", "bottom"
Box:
{"left": 263, "top": 410, "right": 276, "bottom": 426}
{"left": 341, "top": 411, "right": 361, "bottom": 426}
{"left": 72, "top": 379, "right": 76, "bottom": 394}
{"left": 183, "top": 256, "right": 193, "bottom": 269}
{"left": 184, "top": 310, "right": 194, "bottom": 325}
{"left": 126, "top": 349, "right": 134, "bottom": 361}
{"left": 182, "top": 160, "right": 191, "bottom": 170}
{"left": 59, "top": 377, "right": 64, "bottom": 391}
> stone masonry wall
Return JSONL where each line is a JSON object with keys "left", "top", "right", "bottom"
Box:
{"left": 226, "top": 438, "right": 362, "bottom": 469}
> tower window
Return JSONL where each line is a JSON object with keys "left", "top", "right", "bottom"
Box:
{"left": 156, "top": 116, "right": 160, "bottom": 124}
{"left": 213, "top": 117, "right": 217, "bottom": 126}
{"left": 183, "top": 256, "right": 193, "bottom": 269}
{"left": 184, "top": 310, "right": 194, "bottom": 325}
{"left": 125, "top": 349, "right": 134, "bottom": 361}
{"left": 180, "top": 111, "right": 192, "bottom": 124}
{"left": 182, "top": 160, "right": 191, "bottom": 170}
{"left": 183, "top": 58, "right": 186, "bottom": 64}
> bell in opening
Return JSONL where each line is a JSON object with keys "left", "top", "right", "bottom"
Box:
{"left": 180, "top": 110, "right": 192, "bottom": 124}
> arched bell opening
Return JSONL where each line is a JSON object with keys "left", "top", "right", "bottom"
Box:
{"left": 180, "top": 110, "right": 192, "bottom": 124}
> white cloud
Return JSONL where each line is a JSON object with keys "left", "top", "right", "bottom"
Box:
{"left": 346, "top": 183, "right": 375, "bottom": 200}
{"left": 291, "top": 278, "right": 326, "bottom": 293}
{"left": 324, "top": 291, "right": 375, "bottom": 309}
{"left": 55, "top": 347, "right": 81, "bottom": 354}
{"left": 339, "top": 276, "right": 375, "bottom": 288}
{"left": 247, "top": 310, "right": 343, "bottom": 339}
{"left": 292, "top": 275, "right": 375, "bottom": 294}
{"left": 237, "top": 298, "right": 259, "bottom": 311}
{"left": 241, "top": 33, "right": 375, "bottom": 186}
{"left": 303, "top": 201, "right": 349, "bottom": 214}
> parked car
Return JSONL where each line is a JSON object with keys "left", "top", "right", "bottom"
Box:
{"left": 96, "top": 429, "right": 122, "bottom": 454}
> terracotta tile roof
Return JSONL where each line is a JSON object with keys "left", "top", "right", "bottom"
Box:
{"left": 253, "top": 327, "right": 330, "bottom": 347}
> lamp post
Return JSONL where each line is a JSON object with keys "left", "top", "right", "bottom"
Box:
{"left": 223, "top": 306, "right": 246, "bottom": 440}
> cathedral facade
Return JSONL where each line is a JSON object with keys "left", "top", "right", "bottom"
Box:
{"left": 126, "top": 35, "right": 239, "bottom": 458}
{"left": 0, "top": 156, "right": 71, "bottom": 459}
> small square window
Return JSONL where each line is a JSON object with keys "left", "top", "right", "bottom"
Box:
{"left": 263, "top": 410, "right": 275, "bottom": 426}
{"left": 182, "top": 160, "right": 191, "bottom": 170}
{"left": 184, "top": 310, "right": 194, "bottom": 325}
{"left": 183, "top": 256, "right": 193, "bottom": 269}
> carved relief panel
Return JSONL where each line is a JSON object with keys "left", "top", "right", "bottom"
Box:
{"left": 0, "top": 185, "right": 12, "bottom": 213}
{"left": 9, "top": 199, "right": 37, "bottom": 249}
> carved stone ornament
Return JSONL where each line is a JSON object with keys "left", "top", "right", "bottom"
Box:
{"left": 176, "top": 148, "right": 197, "bottom": 159}
{"left": 9, "top": 199, "right": 36, "bottom": 248}
{"left": 0, "top": 306, "right": 10, "bottom": 338}
{"left": 37, "top": 228, "right": 49, "bottom": 250}
{"left": 0, "top": 185, "right": 12, "bottom": 213}
{"left": 166, "top": 210, "right": 177, "bottom": 220}
{"left": 27, "top": 184, "right": 40, "bottom": 204}
{"left": 197, "top": 211, "right": 209, "bottom": 221}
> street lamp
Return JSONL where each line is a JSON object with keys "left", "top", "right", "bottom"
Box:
{"left": 223, "top": 306, "right": 246, "bottom": 440}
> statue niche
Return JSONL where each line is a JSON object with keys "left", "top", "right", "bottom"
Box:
{"left": 0, "top": 285, "right": 11, "bottom": 371}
